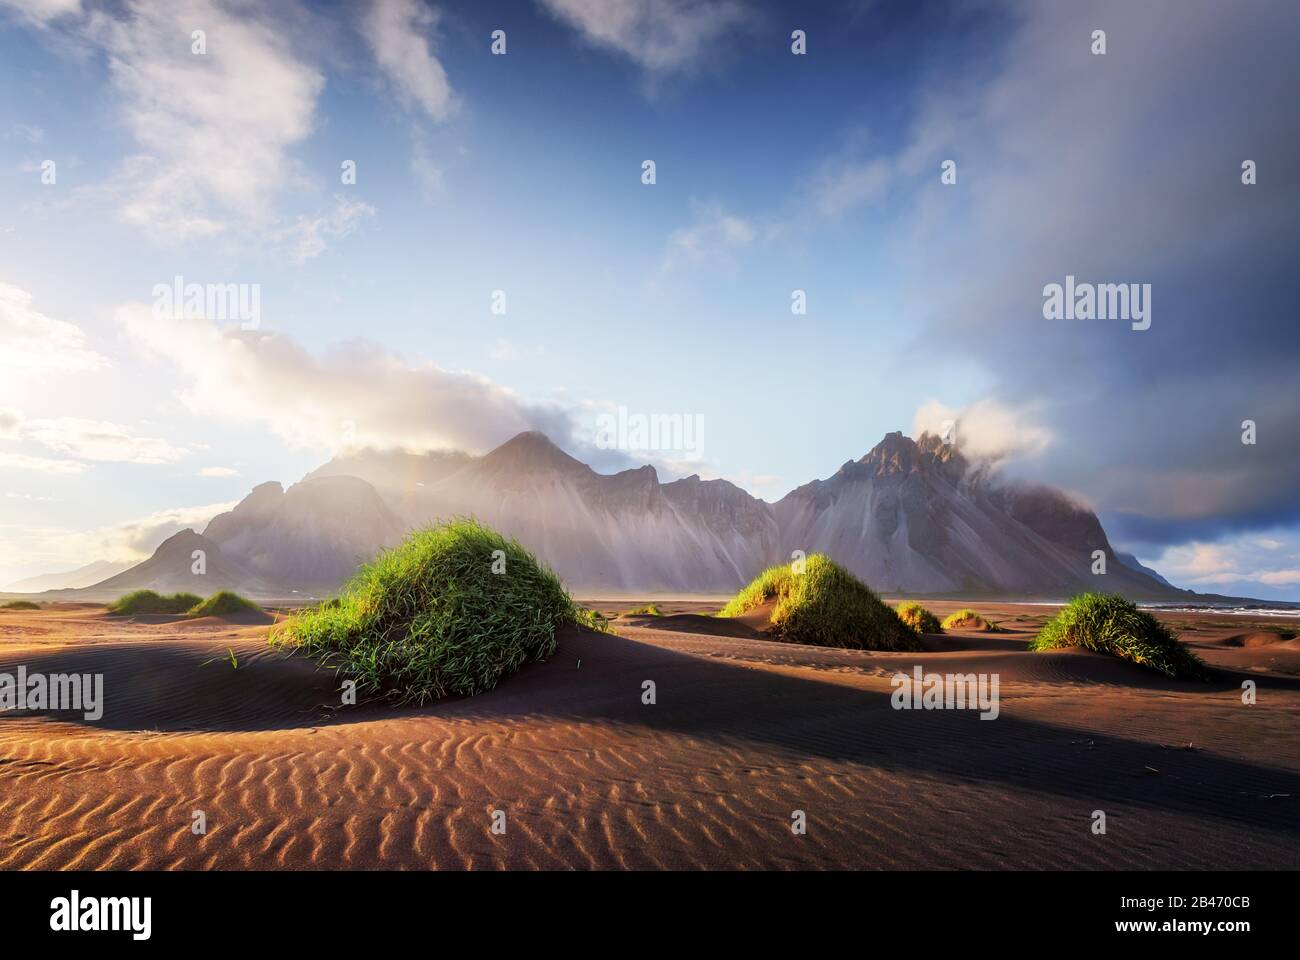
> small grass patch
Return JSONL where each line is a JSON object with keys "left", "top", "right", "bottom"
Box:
{"left": 1, "top": 600, "right": 40, "bottom": 610}
{"left": 1029, "top": 593, "right": 1209, "bottom": 679}
{"left": 201, "top": 647, "right": 240, "bottom": 670}
{"left": 895, "top": 601, "right": 942, "bottom": 634}
{"left": 720, "top": 555, "right": 919, "bottom": 651}
{"left": 187, "top": 591, "right": 262, "bottom": 617}
{"left": 619, "top": 603, "right": 663, "bottom": 617}
{"left": 271, "top": 519, "right": 605, "bottom": 704}
{"left": 107, "top": 590, "right": 204, "bottom": 616}
{"left": 942, "top": 608, "right": 996, "bottom": 631}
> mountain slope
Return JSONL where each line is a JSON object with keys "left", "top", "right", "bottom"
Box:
{"left": 1116, "top": 551, "right": 1177, "bottom": 589}
{"left": 76, "top": 529, "right": 274, "bottom": 599}
{"left": 201, "top": 476, "right": 406, "bottom": 593}
{"left": 398, "top": 432, "right": 779, "bottom": 591}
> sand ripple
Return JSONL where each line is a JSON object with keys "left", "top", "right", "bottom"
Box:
{"left": 0, "top": 609, "right": 1296, "bottom": 869}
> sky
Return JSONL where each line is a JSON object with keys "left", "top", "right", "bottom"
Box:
{"left": 0, "top": 0, "right": 1297, "bottom": 599}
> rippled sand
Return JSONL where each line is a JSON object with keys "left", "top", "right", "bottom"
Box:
{"left": 0, "top": 602, "right": 1296, "bottom": 869}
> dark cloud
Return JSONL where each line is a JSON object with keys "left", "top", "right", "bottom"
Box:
{"left": 882, "top": 0, "right": 1300, "bottom": 547}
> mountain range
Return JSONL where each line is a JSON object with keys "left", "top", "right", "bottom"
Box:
{"left": 17, "top": 429, "right": 1212, "bottom": 603}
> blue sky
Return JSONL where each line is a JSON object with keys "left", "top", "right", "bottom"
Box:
{"left": 1, "top": 0, "right": 1297, "bottom": 599}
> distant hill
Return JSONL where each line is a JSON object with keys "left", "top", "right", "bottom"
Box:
{"left": 1115, "top": 551, "right": 1177, "bottom": 589}
{"left": 4, "top": 559, "right": 134, "bottom": 593}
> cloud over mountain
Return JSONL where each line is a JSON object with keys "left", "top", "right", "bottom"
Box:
{"left": 857, "top": 0, "right": 1300, "bottom": 548}
{"left": 912, "top": 398, "right": 1051, "bottom": 464}
{"left": 116, "top": 304, "right": 575, "bottom": 456}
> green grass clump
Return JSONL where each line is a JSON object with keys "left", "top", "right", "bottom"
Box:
{"left": 720, "top": 554, "right": 920, "bottom": 651}
{"left": 1, "top": 600, "right": 40, "bottom": 610}
{"left": 187, "top": 591, "right": 262, "bottom": 617}
{"left": 270, "top": 519, "right": 603, "bottom": 704}
{"left": 895, "top": 601, "right": 943, "bottom": 634}
{"left": 1029, "top": 593, "right": 1209, "bottom": 679}
{"left": 942, "top": 608, "right": 994, "bottom": 631}
{"left": 620, "top": 603, "right": 663, "bottom": 617}
{"left": 107, "top": 590, "right": 203, "bottom": 615}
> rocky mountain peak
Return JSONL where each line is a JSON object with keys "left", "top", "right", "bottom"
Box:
{"left": 857, "top": 430, "right": 967, "bottom": 478}
{"left": 859, "top": 431, "right": 926, "bottom": 476}
{"left": 236, "top": 481, "right": 285, "bottom": 512}
{"left": 481, "top": 431, "right": 589, "bottom": 476}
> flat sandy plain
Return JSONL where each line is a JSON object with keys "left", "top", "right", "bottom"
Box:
{"left": 0, "top": 599, "right": 1296, "bottom": 869}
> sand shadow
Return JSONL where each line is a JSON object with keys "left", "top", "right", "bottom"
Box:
{"left": 0, "top": 641, "right": 361, "bottom": 732}
{"left": 443, "top": 628, "right": 1300, "bottom": 840}
{"left": 623, "top": 612, "right": 762, "bottom": 638}
{"left": 2, "top": 626, "right": 1296, "bottom": 841}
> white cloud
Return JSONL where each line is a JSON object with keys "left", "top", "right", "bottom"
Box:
{"left": 664, "top": 206, "right": 754, "bottom": 270}
{"left": 0, "top": 0, "right": 81, "bottom": 26}
{"left": 487, "top": 339, "right": 522, "bottom": 362}
{"left": 0, "top": 500, "right": 237, "bottom": 575}
{"left": 4, "top": 122, "right": 45, "bottom": 143}
{"left": 409, "top": 129, "right": 445, "bottom": 200}
{"left": 116, "top": 302, "right": 575, "bottom": 455}
{"left": 912, "top": 398, "right": 1052, "bottom": 463}
{"left": 20, "top": 417, "right": 189, "bottom": 464}
{"left": 711, "top": 469, "right": 781, "bottom": 498}
{"left": 1253, "top": 567, "right": 1300, "bottom": 582}
{"left": 279, "top": 194, "right": 377, "bottom": 264}
{"left": 1257, "top": 569, "right": 1300, "bottom": 587}
{"left": 198, "top": 466, "right": 240, "bottom": 477}
{"left": 807, "top": 156, "right": 892, "bottom": 219}
{"left": 0, "top": 451, "right": 87, "bottom": 474}
{"left": 539, "top": 0, "right": 752, "bottom": 73}
{"left": 361, "top": 0, "right": 455, "bottom": 122}
{"left": 80, "top": 0, "right": 324, "bottom": 235}
{"left": 1151, "top": 535, "right": 1300, "bottom": 592}
{"left": 0, "top": 282, "right": 108, "bottom": 375}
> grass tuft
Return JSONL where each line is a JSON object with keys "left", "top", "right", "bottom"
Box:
{"left": 941, "top": 608, "right": 995, "bottom": 631}
{"left": 720, "top": 554, "right": 920, "bottom": 651}
{"left": 1, "top": 600, "right": 40, "bottom": 610}
{"left": 270, "top": 519, "right": 604, "bottom": 704}
{"left": 1029, "top": 593, "right": 1209, "bottom": 679}
{"left": 107, "top": 590, "right": 204, "bottom": 616}
{"left": 895, "top": 601, "right": 943, "bottom": 634}
{"left": 619, "top": 603, "right": 663, "bottom": 617}
{"left": 187, "top": 591, "right": 262, "bottom": 617}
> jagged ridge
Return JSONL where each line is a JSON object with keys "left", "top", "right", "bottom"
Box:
{"left": 65, "top": 430, "right": 1184, "bottom": 600}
